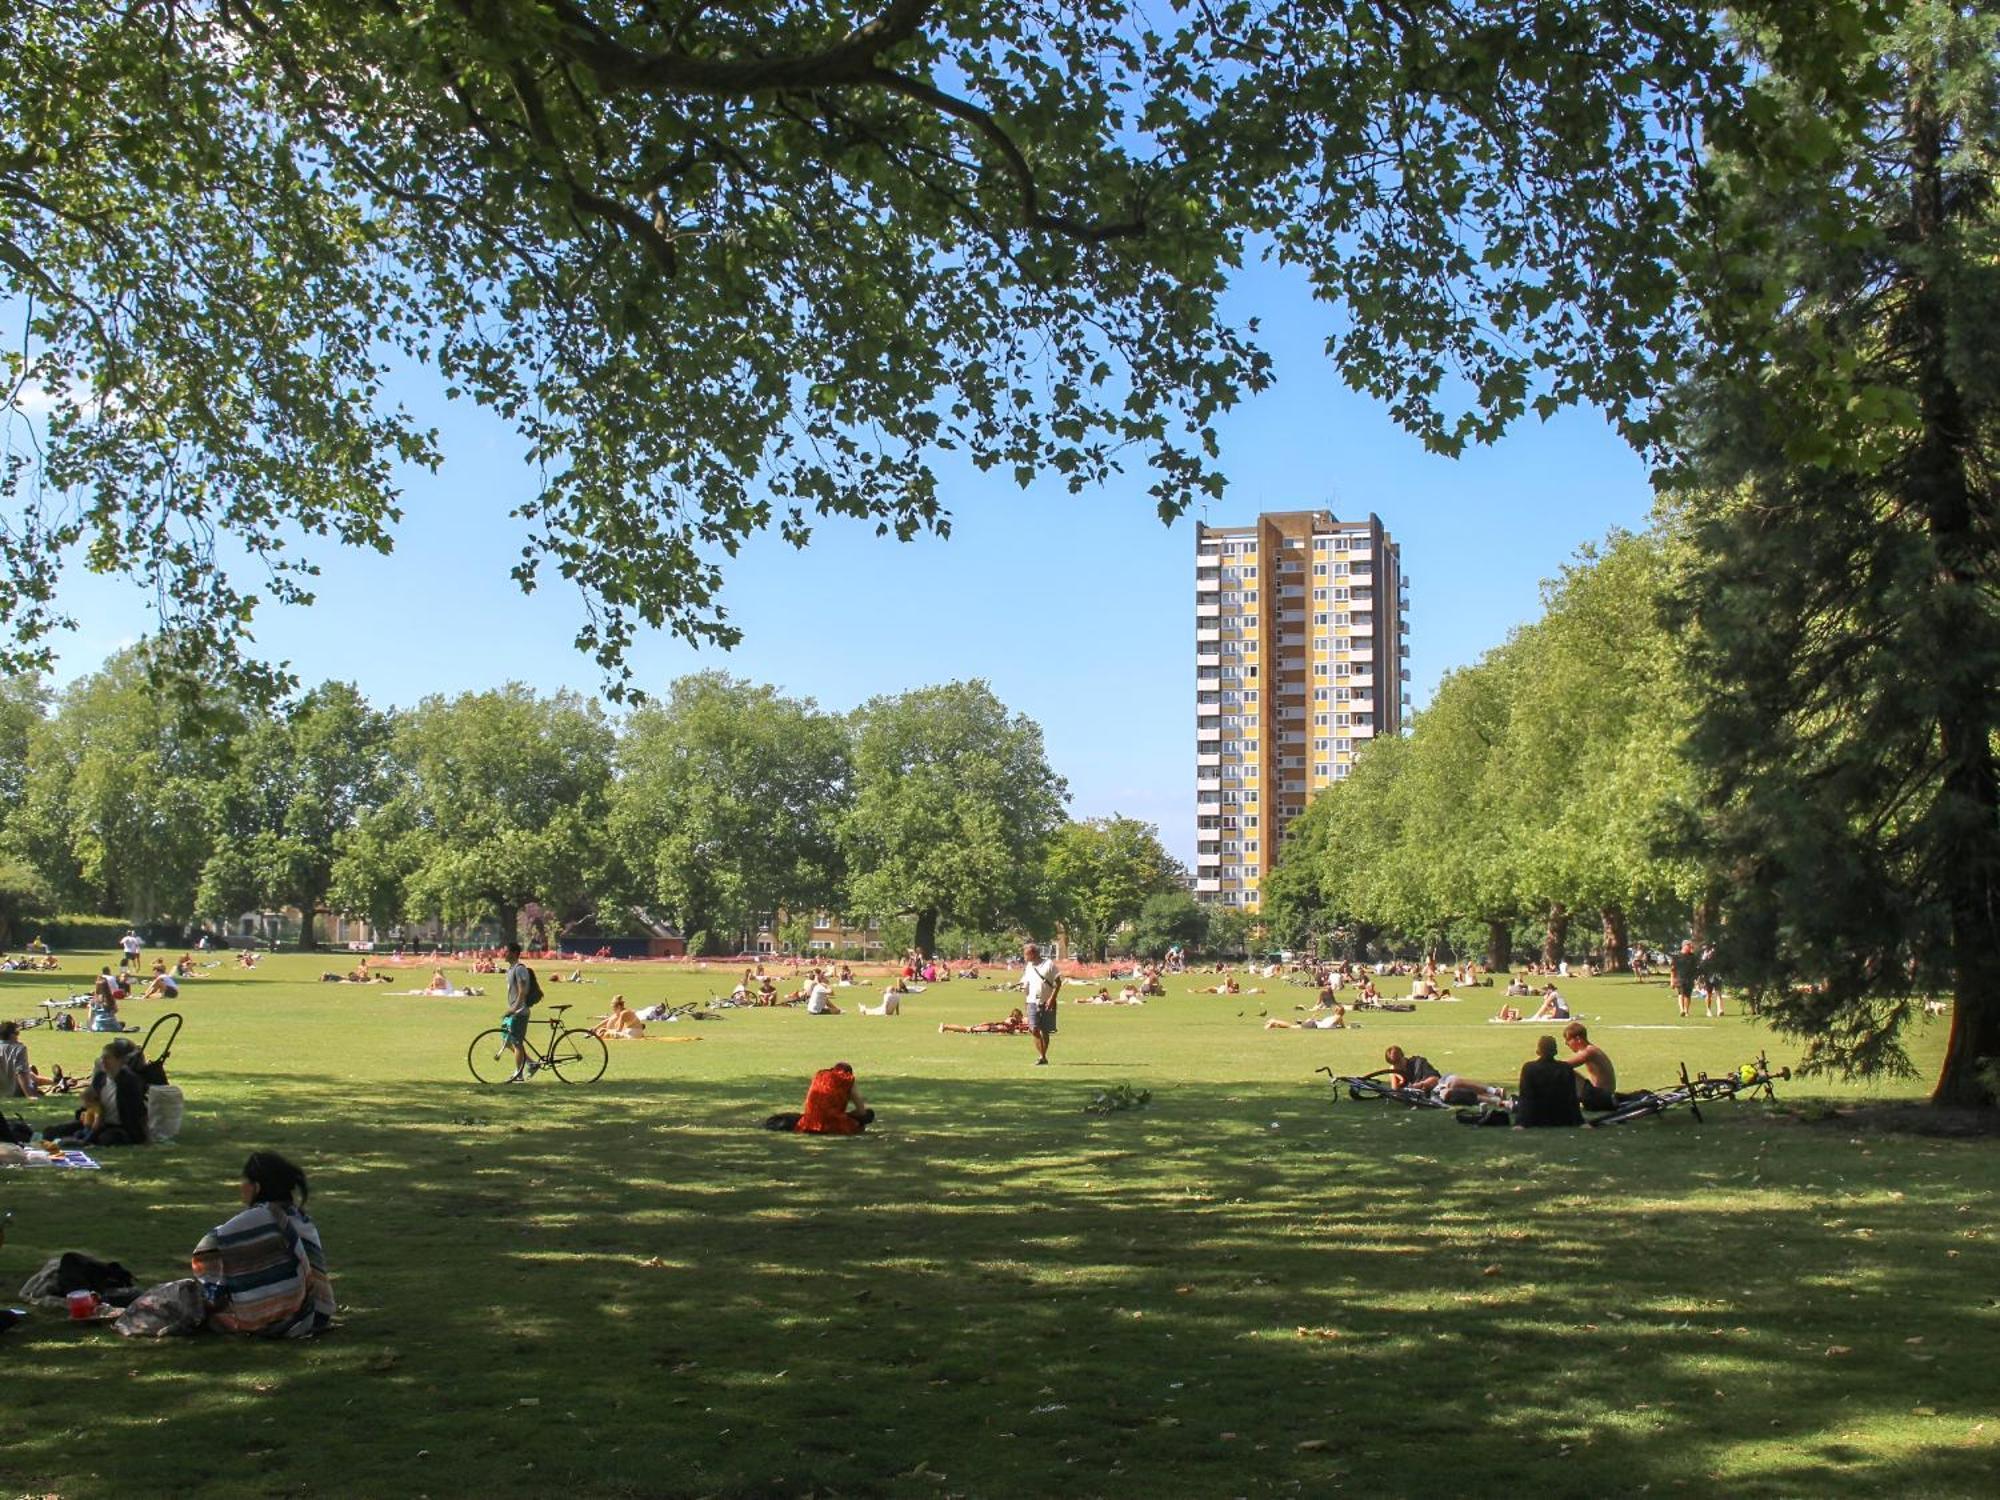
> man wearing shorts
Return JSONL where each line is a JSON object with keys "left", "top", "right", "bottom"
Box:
{"left": 501, "top": 941, "right": 537, "bottom": 1082}
{"left": 1021, "top": 942, "right": 1062, "bottom": 1067}
{"left": 1670, "top": 941, "right": 1699, "bottom": 1018}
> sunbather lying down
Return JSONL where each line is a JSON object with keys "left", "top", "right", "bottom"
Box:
{"left": 401, "top": 986, "right": 485, "bottom": 997}
{"left": 939, "top": 1009, "right": 1030, "bottom": 1034}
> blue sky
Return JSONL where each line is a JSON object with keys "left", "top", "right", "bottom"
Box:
{"left": 42, "top": 263, "right": 1654, "bottom": 864}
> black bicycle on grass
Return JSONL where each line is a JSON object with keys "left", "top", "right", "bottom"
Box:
{"left": 1586, "top": 1054, "right": 1791, "bottom": 1128}
{"left": 466, "top": 1004, "right": 608, "bottom": 1085}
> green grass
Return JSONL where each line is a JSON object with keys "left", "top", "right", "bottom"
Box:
{"left": 2, "top": 954, "right": 1995, "bottom": 1499}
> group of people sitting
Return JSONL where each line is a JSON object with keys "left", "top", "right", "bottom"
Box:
{"left": 1, "top": 1033, "right": 153, "bottom": 1146}
{"left": 1374, "top": 1023, "right": 1619, "bottom": 1125}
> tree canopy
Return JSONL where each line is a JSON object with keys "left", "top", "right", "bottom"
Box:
{"left": 0, "top": 0, "right": 1871, "bottom": 694}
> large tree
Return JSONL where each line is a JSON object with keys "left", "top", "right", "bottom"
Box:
{"left": 7, "top": 647, "right": 244, "bottom": 924}
{"left": 372, "top": 686, "right": 616, "bottom": 942}
{"left": 1042, "top": 815, "right": 1183, "bottom": 959}
{"left": 197, "top": 682, "right": 395, "bottom": 947}
{"left": 1664, "top": 1, "right": 2000, "bottom": 1107}
{"left": 839, "top": 680, "right": 1065, "bottom": 955}
{"left": 0, "top": 1, "right": 1864, "bottom": 693}
{"left": 610, "top": 672, "right": 849, "bottom": 953}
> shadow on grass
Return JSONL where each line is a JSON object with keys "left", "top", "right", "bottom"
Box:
{"left": 1, "top": 1070, "right": 1995, "bottom": 1499}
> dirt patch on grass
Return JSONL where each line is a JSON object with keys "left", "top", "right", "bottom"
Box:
{"left": 1787, "top": 1102, "right": 2000, "bottom": 1138}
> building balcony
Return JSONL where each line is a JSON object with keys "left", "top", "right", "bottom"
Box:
{"left": 1195, "top": 602, "right": 1221, "bottom": 619}
{"left": 1196, "top": 574, "right": 1221, "bottom": 591}
{"left": 1196, "top": 778, "right": 1222, "bottom": 794}
{"left": 1196, "top": 727, "right": 1223, "bottom": 742}
{"left": 1196, "top": 752, "right": 1221, "bottom": 767}
{"left": 1196, "top": 651, "right": 1221, "bottom": 667}
{"left": 1196, "top": 627, "right": 1221, "bottom": 643}
{"left": 1194, "top": 877, "right": 1221, "bottom": 893}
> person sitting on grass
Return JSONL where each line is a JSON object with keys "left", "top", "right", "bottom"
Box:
{"left": 593, "top": 994, "right": 646, "bottom": 1040}
{"left": 758, "top": 976, "right": 779, "bottom": 1006}
{"left": 175, "top": 952, "right": 197, "bottom": 978}
{"left": 1530, "top": 986, "right": 1570, "bottom": 1022}
{"left": 1512, "top": 1035, "right": 1584, "bottom": 1127}
{"left": 1559, "top": 1022, "right": 1619, "bottom": 1112}
{"left": 939, "top": 1008, "right": 1031, "bottom": 1035}
{"left": 860, "top": 987, "right": 902, "bottom": 1016}
{"left": 142, "top": 969, "right": 181, "bottom": 1002}
{"left": 804, "top": 974, "right": 841, "bottom": 1015}
{"left": 763, "top": 1062, "right": 875, "bottom": 1134}
{"left": 238, "top": 948, "right": 260, "bottom": 969}
{"left": 48, "top": 1040, "right": 148, "bottom": 1146}
{"left": 0, "top": 1018, "right": 53, "bottom": 1097}
{"left": 192, "top": 1151, "right": 335, "bottom": 1337}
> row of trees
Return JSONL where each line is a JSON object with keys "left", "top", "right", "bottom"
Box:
{"left": 1260, "top": 532, "right": 1695, "bottom": 978}
{"left": 0, "top": 660, "right": 1187, "bottom": 958}
{"left": 1265, "top": 0, "right": 2000, "bottom": 1114}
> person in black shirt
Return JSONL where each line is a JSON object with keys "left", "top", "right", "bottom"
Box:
{"left": 1670, "top": 941, "right": 1699, "bottom": 1018}
{"left": 1381, "top": 1045, "right": 1440, "bottom": 1091}
{"left": 1513, "top": 1035, "right": 1583, "bottom": 1128}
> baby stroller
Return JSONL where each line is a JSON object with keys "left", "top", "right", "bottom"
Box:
{"left": 135, "top": 1013, "right": 186, "bottom": 1142}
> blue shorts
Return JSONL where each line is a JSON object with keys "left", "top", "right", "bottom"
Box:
{"left": 500, "top": 1012, "right": 529, "bottom": 1045}
{"left": 1027, "top": 1004, "right": 1055, "bottom": 1035}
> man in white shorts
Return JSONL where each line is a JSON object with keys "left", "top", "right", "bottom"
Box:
{"left": 1021, "top": 942, "right": 1062, "bottom": 1067}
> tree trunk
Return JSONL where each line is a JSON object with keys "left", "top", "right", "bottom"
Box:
{"left": 1485, "top": 919, "right": 1511, "bottom": 973}
{"left": 1688, "top": 892, "right": 1713, "bottom": 947}
{"left": 297, "top": 890, "right": 323, "bottom": 951}
{"left": 496, "top": 901, "right": 520, "bottom": 950}
{"left": 1541, "top": 903, "right": 1568, "bottom": 968}
{"left": 1600, "top": 906, "right": 1629, "bottom": 973}
{"left": 914, "top": 907, "right": 938, "bottom": 960}
{"left": 1907, "top": 87, "right": 2000, "bottom": 1108}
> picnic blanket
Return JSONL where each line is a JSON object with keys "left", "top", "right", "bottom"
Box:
{"left": 3, "top": 1147, "right": 102, "bottom": 1169}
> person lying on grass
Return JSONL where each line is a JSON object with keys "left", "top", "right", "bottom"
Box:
{"left": 1493, "top": 1002, "right": 1525, "bottom": 1023}
{"left": 1264, "top": 1006, "right": 1344, "bottom": 1030}
{"left": 859, "top": 988, "right": 901, "bottom": 1015}
{"left": 939, "top": 1008, "right": 1031, "bottom": 1034}
{"left": 193, "top": 1151, "right": 335, "bottom": 1338}
{"left": 1513, "top": 1035, "right": 1583, "bottom": 1128}
{"left": 764, "top": 1062, "right": 875, "bottom": 1134}
{"left": 593, "top": 995, "right": 646, "bottom": 1039}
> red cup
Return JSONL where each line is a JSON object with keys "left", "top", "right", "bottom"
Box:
{"left": 66, "top": 1289, "right": 99, "bottom": 1319}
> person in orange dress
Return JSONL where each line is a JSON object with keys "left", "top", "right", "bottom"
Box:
{"left": 793, "top": 1062, "right": 874, "bottom": 1134}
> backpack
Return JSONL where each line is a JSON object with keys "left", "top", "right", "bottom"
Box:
{"left": 520, "top": 965, "right": 544, "bottom": 1007}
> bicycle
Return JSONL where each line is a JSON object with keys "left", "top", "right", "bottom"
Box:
{"left": 466, "top": 1004, "right": 608, "bottom": 1085}
{"left": 1586, "top": 1054, "right": 1792, "bottom": 1128}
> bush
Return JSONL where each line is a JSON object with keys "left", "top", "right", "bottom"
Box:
{"left": 40, "top": 913, "right": 130, "bottom": 951}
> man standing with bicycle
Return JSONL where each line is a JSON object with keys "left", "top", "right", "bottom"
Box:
{"left": 501, "top": 941, "right": 541, "bottom": 1083}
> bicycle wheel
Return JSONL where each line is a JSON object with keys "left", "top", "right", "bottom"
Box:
{"left": 546, "top": 1028, "right": 608, "bottom": 1084}
{"left": 467, "top": 1029, "right": 522, "bottom": 1085}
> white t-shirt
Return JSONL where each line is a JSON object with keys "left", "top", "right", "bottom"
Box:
{"left": 1022, "top": 959, "right": 1061, "bottom": 1007}
{"left": 806, "top": 983, "right": 833, "bottom": 1014}
{"left": 878, "top": 989, "right": 902, "bottom": 1015}
{"left": 122, "top": 934, "right": 142, "bottom": 957}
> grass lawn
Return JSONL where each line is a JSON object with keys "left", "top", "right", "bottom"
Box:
{"left": 1, "top": 953, "right": 1995, "bottom": 1499}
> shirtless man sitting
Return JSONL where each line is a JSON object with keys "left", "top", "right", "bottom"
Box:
{"left": 1559, "top": 1022, "right": 1618, "bottom": 1111}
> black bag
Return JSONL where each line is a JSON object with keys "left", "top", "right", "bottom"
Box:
{"left": 762, "top": 1112, "right": 802, "bottom": 1132}
{"left": 19, "top": 1251, "right": 138, "bottom": 1301}
{"left": 3, "top": 1112, "right": 30, "bottom": 1145}
{"left": 521, "top": 966, "right": 545, "bottom": 1007}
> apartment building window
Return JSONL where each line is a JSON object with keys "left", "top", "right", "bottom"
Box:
{"left": 1244, "top": 589, "right": 1259, "bottom": 603}
{"left": 1313, "top": 612, "right": 1328, "bottom": 627}
{"left": 1334, "top": 712, "right": 1351, "bottom": 727}
{"left": 1313, "top": 687, "right": 1329, "bottom": 701}
{"left": 1314, "top": 662, "right": 1329, "bottom": 678}
{"left": 1245, "top": 840, "right": 1260, "bottom": 854}
{"left": 1314, "top": 737, "right": 1330, "bottom": 752}
{"left": 1333, "top": 612, "right": 1350, "bottom": 628}
{"left": 1313, "top": 712, "right": 1329, "bottom": 726}
{"left": 1312, "top": 562, "right": 1328, "bottom": 577}
{"left": 1335, "top": 764, "right": 1352, "bottom": 780}
{"left": 1335, "top": 737, "right": 1352, "bottom": 753}
{"left": 1334, "top": 686, "right": 1351, "bottom": 701}
{"left": 1198, "top": 691, "right": 1220, "bottom": 705}
{"left": 1242, "top": 690, "right": 1258, "bottom": 704}
{"left": 1332, "top": 587, "right": 1350, "bottom": 602}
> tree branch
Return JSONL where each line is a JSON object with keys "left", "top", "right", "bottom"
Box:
{"left": 865, "top": 68, "right": 1147, "bottom": 243}
{"left": 542, "top": 0, "right": 935, "bottom": 95}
